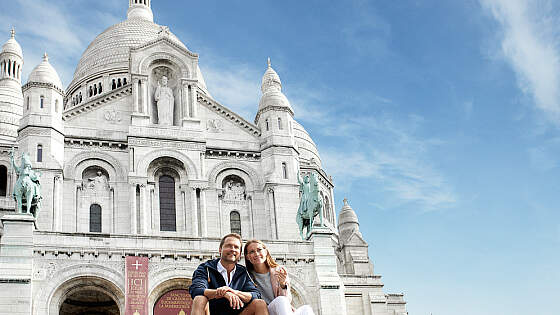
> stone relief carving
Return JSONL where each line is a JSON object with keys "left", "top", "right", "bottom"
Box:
{"left": 223, "top": 178, "right": 245, "bottom": 201}
{"left": 104, "top": 108, "right": 122, "bottom": 123}
{"left": 86, "top": 171, "right": 109, "bottom": 190}
{"left": 206, "top": 119, "right": 224, "bottom": 132}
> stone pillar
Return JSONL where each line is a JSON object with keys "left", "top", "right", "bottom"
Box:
{"left": 309, "top": 227, "right": 347, "bottom": 315}
{"left": 130, "top": 184, "right": 137, "bottom": 234}
{"left": 200, "top": 188, "right": 208, "bottom": 237}
{"left": 140, "top": 184, "right": 148, "bottom": 234}
{"left": 190, "top": 188, "right": 199, "bottom": 237}
{"left": 133, "top": 78, "right": 139, "bottom": 112}
{"left": 190, "top": 85, "right": 197, "bottom": 118}
{"left": 0, "top": 215, "right": 35, "bottom": 315}
{"left": 140, "top": 78, "right": 148, "bottom": 114}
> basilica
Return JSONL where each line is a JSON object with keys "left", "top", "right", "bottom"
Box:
{"left": 0, "top": 1, "right": 407, "bottom": 314}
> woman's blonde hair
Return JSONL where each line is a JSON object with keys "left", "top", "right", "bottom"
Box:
{"left": 243, "top": 239, "right": 278, "bottom": 271}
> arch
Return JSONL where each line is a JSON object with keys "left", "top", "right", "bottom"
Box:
{"left": 40, "top": 95, "right": 45, "bottom": 108}
{"left": 98, "top": 82, "right": 102, "bottom": 93}
{"left": 282, "top": 162, "right": 288, "bottom": 179}
{"left": 33, "top": 264, "right": 125, "bottom": 315}
{"left": 55, "top": 99, "right": 59, "bottom": 113}
{"left": 137, "top": 51, "right": 191, "bottom": 77}
{"left": 278, "top": 117, "right": 283, "bottom": 130}
{"left": 136, "top": 149, "right": 197, "bottom": 180}
{"left": 148, "top": 274, "right": 195, "bottom": 313}
{"left": 112, "top": 79, "right": 116, "bottom": 90}
{"left": 64, "top": 151, "right": 126, "bottom": 181}
{"left": 123, "top": 77, "right": 127, "bottom": 85}
{"left": 285, "top": 271, "right": 314, "bottom": 307}
{"left": 207, "top": 161, "right": 263, "bottom": 190}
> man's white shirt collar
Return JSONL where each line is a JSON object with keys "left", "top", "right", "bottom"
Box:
{"left": 217, "top": 260, "right": 236, "bottom": 286}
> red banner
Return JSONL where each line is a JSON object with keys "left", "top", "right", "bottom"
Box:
{"left": 154, "top": 289, "right": 193, "bottom": 315}
{"left": 125, "top": 256, "right": 149, "bottom": 315}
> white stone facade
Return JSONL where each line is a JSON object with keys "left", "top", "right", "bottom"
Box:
{"left": 0, "top": 1, "right": 407, "bottom": 314}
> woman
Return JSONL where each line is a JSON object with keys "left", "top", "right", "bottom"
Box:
{"left": 244, "top": 239, "right": 315, "bottom": 315}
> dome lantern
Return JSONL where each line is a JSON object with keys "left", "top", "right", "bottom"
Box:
{"left": 127, "top": 0, "right": 154, "bottom": 22}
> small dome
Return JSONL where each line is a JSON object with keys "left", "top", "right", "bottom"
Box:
{"left": 27, "top": 53, "right": 63, "bottom": 89}
{"left": 258, "top": 58, "right": 293, "bottom": 112}
{"left": 338, "top": 198, "right": 360, "bottom": 227}
{"left": 338, "top": 198, "right": 361, "bottom": 242}
{"left": 2, "top": 29, "right": 23, "bottom": 57}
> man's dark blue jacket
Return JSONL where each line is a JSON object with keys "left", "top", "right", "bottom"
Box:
{"left": 189, "top": 258, "right": 261, "bottom": 314}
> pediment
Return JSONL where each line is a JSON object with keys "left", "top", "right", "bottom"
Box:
{"left": 63, "top": 85, "right": 131, "bottom": 122}
{"left": 131, "top": 35, "right": 197, "bottom": 59}
{"left": 198, "top": 93, "right": 261, "bottom": 138}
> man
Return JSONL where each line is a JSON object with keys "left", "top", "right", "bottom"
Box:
{"left": 190, "top": 233, "right": 269, "bottom": 315}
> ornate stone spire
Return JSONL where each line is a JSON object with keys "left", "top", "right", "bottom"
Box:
{"left": 338, "top": 198, "right": 362, "bottom": 242}
{"left": 127, "top": 0, "right": 153, "bottom": 22}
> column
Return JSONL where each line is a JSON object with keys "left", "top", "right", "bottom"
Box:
{"left": 130, "top": 184, "right": 137, "bottom": 234}
{"left": 75, "top": 184, "right": 82, "bottom": 232}
{"left": 52, "top": 175, "right": 60, "bottom": 231}
{"left": 140, "top": 78, "right": 148, "bottom": 114}
{"left": 110, "top": 187, "right": 115, "bottom": 233}
{"left": 189, "top": 85, "right": 197, "bottom": 118}
{"left": 132, "top": 78, "right": 139, "bottom": 112}
{"left": 140, "top": 184, "right": 148, "bottom": 234}
{"left": 190, "top": 188, "right": 199, "bottom": 236}
{"left": 199, "top": 188, "right": 208, "bottom": 237}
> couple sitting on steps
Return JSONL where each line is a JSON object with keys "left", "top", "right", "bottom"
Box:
{"left": 189, "top": 233, "right": 315, "bottom": 315}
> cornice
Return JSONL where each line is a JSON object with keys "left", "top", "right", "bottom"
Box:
{"left": 22, "top": 81, "right": 64, "bottom": 96}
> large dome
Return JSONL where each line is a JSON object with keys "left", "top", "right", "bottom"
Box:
{"left": 69, "top": 18, "right": 187, "bottom": 89}
{"left": 293, "top": 120, "right": 322, "bottom": 167}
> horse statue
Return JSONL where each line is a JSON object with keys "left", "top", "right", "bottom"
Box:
{"left": 9, "top": 148, "right": 42, "bottom": 218}
{"left": 296, "top": 171, "right": 323, "bottom": 239}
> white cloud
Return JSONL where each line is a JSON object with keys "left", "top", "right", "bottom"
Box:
{"left": 480, "top": 0, "right": 560, "bottom": 124}
{"left": 199, "top": 63, "right": 261, "bottom": 121}
{"left": 0, "top": 0, "right": 120, "bottom": 87}
{"left": 319, "top": 114, "right": 456, "bottom": 211}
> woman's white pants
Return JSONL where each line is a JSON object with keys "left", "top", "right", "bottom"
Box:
{"left": 268, "top": 296, "right": 315, "bottom": 315}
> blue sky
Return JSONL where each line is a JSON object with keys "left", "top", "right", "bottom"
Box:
{"left": 2, "top": 0, "right": 559, "bottom": 314}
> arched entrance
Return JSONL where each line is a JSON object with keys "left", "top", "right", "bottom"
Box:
{"left": 49, "top": 276, "right": 124, "bottom": 315}
{"left": 60, "top": 289, "right": 119, "bottom": 315}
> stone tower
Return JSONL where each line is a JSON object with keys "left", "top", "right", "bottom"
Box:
{"left": 0, "top": 29, "right": 24, "bottom": 145}
{"left": 19, "top": 53, "right": 65, "bottom": 229}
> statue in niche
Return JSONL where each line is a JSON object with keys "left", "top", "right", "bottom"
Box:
{"left": 223, "top": 179, "right": 245, "bottom": 201}
{"left": 86, "top": 171, "right": 108, "bottom": 190}
{"left": 296, "top": 171, "right": 323, "bottom": 239}
{"left": 154, "top": 75, "right": 174, "bottom": 125}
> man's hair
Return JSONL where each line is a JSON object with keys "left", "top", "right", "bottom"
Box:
{"left": 219, "top": 233, "right": 242, "bottom": 249}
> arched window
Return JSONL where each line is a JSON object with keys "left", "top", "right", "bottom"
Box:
{"left": 117, "top": 78, "right": 122, "bottom": 88}
{"left": 278, "top": 117, "right": 283, "bottom": 130}
{"left": 98, "top": 82, "right": 102, "bottom": 93}
{"left": 112, "top": 79, "right": 116, "bottom": 90}
{"left": 123, "top": 78, "right": 127, "bottom": 85}
{"left": 93, "top": 84, "right": 97, "bottom": 95}
{"left": 230, "top": 211, "right": 241, "bottom": 235}
{"left": 40, "top": 95, "right": 44, "bottom": 108}
{"left": 26, "top": 96, "right": 29, "bottom": 110}
{"left": 55, "top": 99, "right": 59, "bottom": 113}
{"left": 324, "top": 196, "right": 331, "bottom": 222}
{"left": 0, "top": 165, "right": 7, "bottom": 197}
{"left": 265, "top": 118, "right": 269, "bottom": 131}
{"left": 89, "top": 204, "right": 102, "bottom": 232}
{"left": 36, "top": 144, "right": 43, "bottom": 162}
{"left": 79, "top": 92, "right": 82, "bottom": 103}
{"left": 159, "top": 175, "right": 176, "bottom": 231}
{"left": 282, "top": 162, "right": 288, "bottom": 179}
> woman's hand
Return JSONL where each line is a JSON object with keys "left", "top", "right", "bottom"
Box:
{"left": 276, "top": 267, "right": 288, "bottom": 288}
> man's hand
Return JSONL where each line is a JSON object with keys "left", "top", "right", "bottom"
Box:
{"left": 216, "top": 286, "right": 234, "bottom": 298}
{"left": 224, "top": 291, "right": 244, "bottom": 310}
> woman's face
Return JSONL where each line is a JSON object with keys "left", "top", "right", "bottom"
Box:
{"left": 246, "top": 242, "right": 268, "bottom": 266}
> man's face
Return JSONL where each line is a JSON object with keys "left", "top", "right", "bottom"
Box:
{"left": 219, "top": 236, "right": 241, "bottom": 264}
